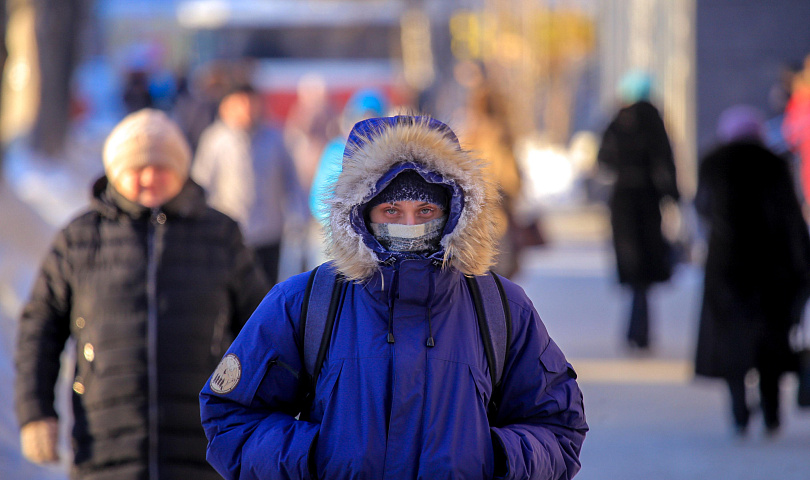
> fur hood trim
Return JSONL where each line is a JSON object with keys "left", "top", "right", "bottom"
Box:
{"left": 325, "top": 115, "right": 501, "bottom": 281}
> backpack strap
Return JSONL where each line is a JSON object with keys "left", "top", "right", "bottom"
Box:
{"left": 300, "top": 262, "right": 343, "bottom": 390}
{"left": 301, "top": 265, "right": 510, "bottom": 401}
{"left": 465, "top": 272, "right": 512, "bottom": 389}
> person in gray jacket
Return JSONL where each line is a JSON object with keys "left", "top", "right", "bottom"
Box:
{"left": 15, "top": 109, "right": 268, "bottom": 479}
{"left": 193, "top": 84, "right": 308, "bottom": 286}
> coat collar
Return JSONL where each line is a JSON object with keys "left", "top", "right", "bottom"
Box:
{"left": 91, "top": 176, "right": 208, "bottom": 220}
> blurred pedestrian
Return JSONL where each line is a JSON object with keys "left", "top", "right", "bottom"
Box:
{"left": 782, "top": 54, "right": 810, "bottom": 214}
{"left": 171, "top": 75, "right": 217, "bottom": 154}
{"left": 122, "top": 69, "right": 154, "bottom": 113}
{"left": 305, "top": 88, "right": 389, "bottom": 268}
{"left": 192, "top": 84, "right": 308, "bottom": 286}
{"left": 765, "top": 61, "right": 801, "bottom": 158}
{"left": 14, "top": 109, "right": 269, "bottom": 479}
{"left": 309, "top": 88, "right": 389, "bottom": 224}
{"left": 458, "top": 75, "right": 534, "bottom": 278}
{"left": 283, "top": 73, "right": 339, "bottom": 193}
{"left": 694, "top": 105, "right": 810, "bottom": 437}
{"left": 200, "top": 115, "right": 588, "bottom": 479}
{"left": 765, "top": 61, "right": 803, "bottom": 203}
{"left": 597, "top": 70, "right": 681, "bottom": 350}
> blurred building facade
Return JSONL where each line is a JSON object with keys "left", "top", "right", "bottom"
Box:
{"left": 696, "top": 0, "right": 810, "bottom": 155}
{"left": 3, "top": 0, "right": 810, "bottom": 202}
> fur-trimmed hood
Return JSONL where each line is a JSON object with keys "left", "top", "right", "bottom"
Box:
{"left": 325, "top": 115, "right": 501, "bottom": 281}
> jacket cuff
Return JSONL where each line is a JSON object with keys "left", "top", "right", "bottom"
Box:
{"left": 241, "top": 416, "right": 320, "bottom": 480}
{"left": 16, "top": 400, "right": 58, "bottom": 430}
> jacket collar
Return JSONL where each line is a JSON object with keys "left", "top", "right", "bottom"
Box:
{"left": 91, "top": 176, "right": 208, "bottom": 220}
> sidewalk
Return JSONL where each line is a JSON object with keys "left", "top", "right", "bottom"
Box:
{"left": 0, "top": 177, "right": 70, "bottom": 480}
{"left": 0, "top": 137, "right": 104, "bottom": 479}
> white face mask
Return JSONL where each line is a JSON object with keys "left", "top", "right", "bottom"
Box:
{"left": 369, "top": 215, "right": 447, "bottom": 253}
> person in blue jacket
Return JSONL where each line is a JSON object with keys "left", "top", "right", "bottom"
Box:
{"left": 309, "top": 88, "right": 388, "bottom": 224}
{"left": 200, "top": 115, "right": 588, "bottom": 479}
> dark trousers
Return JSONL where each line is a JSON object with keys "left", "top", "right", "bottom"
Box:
{"left": 627, "top": 285, "right": 649, "bottom": 348}
{"left": 726, "top": 368, "right": 781, "bottom": 430}
{"left": 254, "top": 242, "right": 281, "bottom": 287}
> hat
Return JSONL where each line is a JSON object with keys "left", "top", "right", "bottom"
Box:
{"left": 618, "top": 70, "right": 652, "bottom": 103}
{"left": 367, "top": 169, "right": 449, "bottom": 212}
{"left": 716, "top": 105, "right": 764, "bottom": 143}
{"left": 340, "top": 89, "right": 389, "bottom": 133}
{"left": 103, "top": 108, "right": 191, "bottom": 183}
{"left": 345, "top": 88, "right": 387, "bottom": 119}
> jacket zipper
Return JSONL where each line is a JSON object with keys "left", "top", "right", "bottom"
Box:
{"left": 146, "top": 209, "right": 164, "bottom": 479}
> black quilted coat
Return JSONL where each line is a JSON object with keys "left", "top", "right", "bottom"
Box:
{"left": 15, "top": 177, "right": 269, "bottom": 479}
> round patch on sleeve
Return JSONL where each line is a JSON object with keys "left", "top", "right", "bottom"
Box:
{"left": 210, "top": 353, "right": 242, "bottom": 394}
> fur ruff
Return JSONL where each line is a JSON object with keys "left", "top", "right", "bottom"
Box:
{"left": 325, "top": 117, "right": 502, "bottom": 281}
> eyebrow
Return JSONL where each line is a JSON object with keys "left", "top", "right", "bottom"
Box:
{"left": 380, "top": 201, "right": 440, "bottom": 208}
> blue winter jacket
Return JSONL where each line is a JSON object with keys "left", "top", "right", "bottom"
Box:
{"left": 200, "top": 116, "right": 587, "bottom": 480}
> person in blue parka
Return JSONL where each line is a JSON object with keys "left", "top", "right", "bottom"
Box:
{"left": 200, "top": 115, "right": 588, "bottom": 479}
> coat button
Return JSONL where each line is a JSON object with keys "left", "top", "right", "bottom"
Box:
{"left": 75, "top": 317, "right": 85, "bottom": 329}
{"left": 73, "top": 381, "right": 85, "bottom": 395}
{"left": 83, "top": 343, "right": 95, "bottom": 362}
{"left": 156, "top": 213, "right": 167, "bottom": 224}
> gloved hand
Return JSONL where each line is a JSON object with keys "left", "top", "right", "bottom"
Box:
{"left": 20, "top": 417, "right": 59, "bottom": 464}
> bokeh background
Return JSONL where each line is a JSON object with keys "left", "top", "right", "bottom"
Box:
{"left": 2, "top": 1, "right": 810, "bottom": 479}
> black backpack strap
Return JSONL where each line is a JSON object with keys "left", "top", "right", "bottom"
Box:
{"left": 465, "top": 272, "right": 512, "bottom": 389}
{"left": 300, "top": 262, "right": 344, "bottom": 390}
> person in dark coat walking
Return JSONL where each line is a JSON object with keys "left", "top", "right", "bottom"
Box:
{"left": 694, "top": 105, "right": 810, "bottom": 436}
{"left": 14, "top": 108, "right": 269, "bottom": 479}
{"left": 597, "top": 71, "right": 680, "bottom": 350}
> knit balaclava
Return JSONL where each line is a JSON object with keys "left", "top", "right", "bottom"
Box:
{"left": 367, "top": 169, "right": 450, "bottom": 253}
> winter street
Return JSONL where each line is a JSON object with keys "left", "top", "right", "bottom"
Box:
{"left": 515, "top": 209, "right": 810, "bottom": 480}
{"left": 2, "top": 171, "right": 810, "bottom": 479}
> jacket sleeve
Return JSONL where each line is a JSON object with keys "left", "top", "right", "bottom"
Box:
{"left": 200, "top": 283, "right": 319, "bottom": 480}
{"left": 15, "top": 229, "right": 73, "bottom": 427}
{"left": 490, "top": 290, "right": 588, "bottom": 480}
{"left": 648, "top": 111, "right": 680, "bottom": 201}
{"left": 191, "top": 129, "right": 218, "bottom": 191}
{"left": 596, "top": 121, "right": 619, "bottom": 171}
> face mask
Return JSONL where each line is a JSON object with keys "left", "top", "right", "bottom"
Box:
{"left": 369, "top": 215, "right": 447, "bottom": 253}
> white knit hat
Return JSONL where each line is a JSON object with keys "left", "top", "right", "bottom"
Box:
{"left": 103, "top": 108, "right": 191, "bottom": 183}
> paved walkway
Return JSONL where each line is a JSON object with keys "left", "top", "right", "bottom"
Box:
{"left": 513, "top": 217, "right": 810, "bottom": 480}
{"left": 0, "top": 177, "right": 69, "bottom": 479}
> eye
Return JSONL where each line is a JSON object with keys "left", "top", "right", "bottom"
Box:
{"left": 385, "top": 207, "right": 399, "bottom": 215}
{"left": 419, "top": 207, "right": 435, "bottom": 215}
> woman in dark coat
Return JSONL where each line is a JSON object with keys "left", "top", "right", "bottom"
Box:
{"left": 14, "top": 109, "right": 269, "bottom": 479}
{"left": 597, "top": 71, "right": 680, "bottom": 349}
{"left": 694, "top": 105, "right": 810, "bottom": 436}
